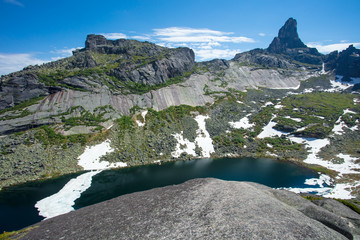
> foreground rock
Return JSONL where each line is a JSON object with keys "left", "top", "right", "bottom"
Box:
{"left": 20, "top": 178, "right": 359, "bottom": 239}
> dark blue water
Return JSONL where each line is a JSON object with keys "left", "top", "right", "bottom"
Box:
{"left": 0, "top": 157, "right": 319, "bottom": 232}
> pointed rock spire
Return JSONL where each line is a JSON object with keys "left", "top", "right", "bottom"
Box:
{"left": 268, "top": 18, "right": 307, "bottom": 53}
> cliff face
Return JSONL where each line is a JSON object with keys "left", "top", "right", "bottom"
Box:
{"left": 0, "top": 35, "right": 195, "bottom": 111}
{"left": 268, "top": 17, "right": 307, "bottom": 52}
{"left": 18, "top": 179, "right": 359, "bottom": 240}
{"left": 326, "top": 45, "right": 360, "bottom": 79}
{"left": 234, "top": 18, "right": 324, "bottom": 67}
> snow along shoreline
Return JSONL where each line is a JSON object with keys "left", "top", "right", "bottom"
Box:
{"left": 35, "top": 140, "right": 127, "bottom": 219}
{"left": 256, "top": 105, "right": 360, "bottom": 199}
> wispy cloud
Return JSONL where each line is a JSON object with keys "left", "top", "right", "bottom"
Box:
{"left": 50, "top": 47, "right": 81, "bottom": 56}
{"left": 150, "top": 27, "right": 254, "bottom": 60}
{"left": 153, "top": 27, "right": 254, "bottom": 43}
{"left": 307, "top": 42, "right": 360, "bottom": 53}
{"left": 4, "top": 0, "right": 24, "bottom": 7}
{"left": 99, "top": 27, "right": 253, "bottom": 61}
{"left": 258, "top": 33, "right": 266, "bottom": 37}
{"left": 195, "top": 48, "right": 241, "bottom": 61}
{"left": 101, "top": 33, "right": 127, "bottom": 39}
{"left": 0, "top": 53, "right": 47, "bottom": 76}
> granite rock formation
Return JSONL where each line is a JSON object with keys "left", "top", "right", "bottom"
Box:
{"left": 325, "top": 45, "right": 360, "bottom": 79}
{"left": 19, "top": 178, "right": 359, "bottom": 240}
{"left": 268, "top": 17, "right": 307, "bottom": 53}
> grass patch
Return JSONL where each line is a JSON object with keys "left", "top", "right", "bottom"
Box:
{"left": 0, "top": 226, "right": 38, "bottom": 240}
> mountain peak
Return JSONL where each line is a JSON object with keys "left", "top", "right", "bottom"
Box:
{"left": 267, "top": 18, "right": 307, "bottom": 53}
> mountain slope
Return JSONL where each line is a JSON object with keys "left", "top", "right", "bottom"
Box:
{"left": 0, "top": 18, "right": 359, "bottom": 199}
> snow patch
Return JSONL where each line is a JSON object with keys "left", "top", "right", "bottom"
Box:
{"left": 304, "top": 174, "right": 332, "bottom": 188}
{"left": 303, "top": 88, "right": 314, "bottom": 93}
{"left": 266, "top": 151, "right": 278, "bottom": 157}
{"left": 263, "top": 102, "right": 273, "bottom": 107}
{"left": 274, "top": 104, "right": 283, "bottom": 109}
{"left": 35, "top": 170, "right": 101, "bottom": 219}
{"left": 78, "top": 140, "right": 127, "bottom": 171}
{"left": 171, "top": 115, "right": 215, "bottom": 158}
{"left": 284, "top": 116, "right": 302, "bottom": 122}
{"left": 194, "top": 115, "right": 215, "bottom": 158}
{"left": 323, "top": 182, "right": 360, "bottom": 199}
{"left": 257, "top": 116, "right": 287, "bottom": 139}
{"left": 135, "top": 110, "right": 148, "bottom": 127}
{"left": 289, "top": 136, "right": 330, "bottom": 164}
{"left": 36, "top": 139, "right": 128, "bottom": 219}
{"left": 320, "top": 63, "right": 326, "bottom": 75}
{"left": 229, "top": 114, "right": 255, "bottom": 130}
{"left": 325, "top": 76, "right": 353, "bottom": 92}
{"left": 171, "top": 132, "right": 197, "bottom": 158}
{"left": 333, "top": 109, "right": 358, "bottom": 135}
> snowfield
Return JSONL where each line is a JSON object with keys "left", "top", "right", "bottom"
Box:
{"left": 36, "top": 140, "right": 127, "bottom": 219}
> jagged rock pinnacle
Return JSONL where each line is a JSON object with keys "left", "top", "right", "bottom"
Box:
{"left": 268, "top": 18, "right": 307, "bottom": 53}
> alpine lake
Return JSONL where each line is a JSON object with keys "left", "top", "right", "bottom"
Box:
{"left": 0, "top": 157, "right": 321, "bottom": 232}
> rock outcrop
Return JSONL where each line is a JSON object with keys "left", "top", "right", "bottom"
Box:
{"left": 325, "top": 45, "right": 360, "bottom": 79}
{"left": 268, "top": 17, "right": 307, "bottom": 53}
{"left": 234, "top": 18, "right": 324, "bottom": 68}
{"left": 19, "top": 178, "right": 359, "bottom": 239}
{"left": 0, "top": 35, "right": 195, "bottom": 110}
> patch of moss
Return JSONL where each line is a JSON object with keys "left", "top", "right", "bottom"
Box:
{"left": 0, "top": 225, "right": 38, "bottom": 240}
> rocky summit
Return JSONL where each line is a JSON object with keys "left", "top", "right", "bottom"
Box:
{"left": 268, "top": 17, "right": 307, "bottom": 53}
{"left": 16, "top": 179, "right": 360, "bottom": 240}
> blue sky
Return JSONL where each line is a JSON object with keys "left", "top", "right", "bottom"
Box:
{"left": 0, "top": 0, "right": 359, "bottom": 75}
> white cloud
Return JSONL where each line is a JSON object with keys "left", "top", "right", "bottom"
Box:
{"left": 50, "top": 47, "right": 81, "bottom": 57}
{"left": 0, "top": 53, "right": 48, "bottom": 76}
{"left": 4, "top": 0, "right": 24, "bottom": 7}
{"left": 153, "top": 27, "right": 254, "bottom": 43}
{"left": 307, "top": 42, "right": 360, "bottom": 53}
{"left": 195, "top": 48, "right": 241, "bottom": 61}
{"left": 258, "top": 33, "right": 266, "bottom": 37}
{"left": 101, "top": 33, "right": 127, "bottom": 39}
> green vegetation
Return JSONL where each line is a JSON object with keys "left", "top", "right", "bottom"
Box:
{"left": 59, "top": 105, "right": 113, "bottom": 130}
{"left": 116, "top": 115, "right": 134, "bottom": 130}
{"left": 0, "top": 226, "right": 38, "bottom": 240}
{"left": 213, "top": 130, "right": 245, "bottom": 147}
{"left": 257, "top": 137, "right": 302, "bottom": 153}
{"left": 34, "top": 125, "right": 89, "bottom": 147}
{"left": 272, "top": 92, "right": 358, "bottom": 138}
{"left": 251, "top": 106, "right": 273, "bottom": 136}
